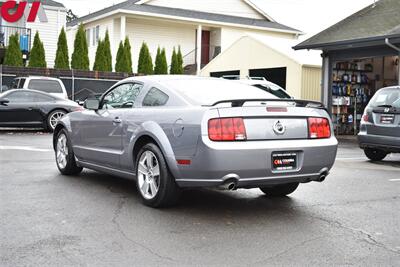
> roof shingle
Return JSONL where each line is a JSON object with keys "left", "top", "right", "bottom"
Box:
{"left": 294, "top": 0, "right": 400, "bottom": 50}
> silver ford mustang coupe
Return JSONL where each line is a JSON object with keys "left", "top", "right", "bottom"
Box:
{"left": 53, "top": 76, "right": 338, "bottom": 208}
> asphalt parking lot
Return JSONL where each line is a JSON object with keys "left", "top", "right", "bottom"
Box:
{"left": 1, "top": 131, "right": 399, "bottom": 266}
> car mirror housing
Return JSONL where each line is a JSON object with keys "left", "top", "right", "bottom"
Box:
{"left": 0, "top": 98, "right": 10, "bottom": 105}
{"left": 84, "top": 99, "right": 100, "bottom": 110}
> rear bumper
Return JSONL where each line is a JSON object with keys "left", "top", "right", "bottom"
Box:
{"left": 358, "top": 133, "right": 400, "bottom": 153}
{"left": 173, "top": 137, "right": 338, "bottom": 188}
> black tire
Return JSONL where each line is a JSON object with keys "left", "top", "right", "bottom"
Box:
{"left": 55, "top": 129, "right": 83, "bottom": 175}
{"left": 259, "top": 183, "right": 299, "bottom": 197}
{"left": 364, "top": 148, "right": 387, "bottom": 161}
{"left": 47, "top": 109, "right": 67, "bottom": 132}
{"left": 135, "top": 143, "right": 181, "bottom": 208}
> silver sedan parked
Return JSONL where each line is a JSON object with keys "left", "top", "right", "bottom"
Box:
{"left": 53, "top": 76, "right": 338, "bottom": 208}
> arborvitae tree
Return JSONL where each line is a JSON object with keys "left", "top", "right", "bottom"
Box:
{"left": 71, "top": 24, "right": 89, "bottom": 70}
{"left": 93, "top": 39, "right": 105, "bottom": 71}
{"left": 103, "top": 30, "right": 112, "bottom": 72}
{"left": 137, "top": 42, "right": 153, "bottom": 75}
{"left": 4, "top": 34, "right": 23, "bottom": 67}
{"left": 54, "top": 27, "right": 69, "bottom": 69}
{"left": 154, "top": 47, "right": 168, "bottom": 74}
{"left": 176, "top": 46, "right": 184, "bottom": 74}
{"left": 115, "top": 41, "right": 124, "bottom": 72}
{"left": 170, "top": 47, "right": 178, "bottom": 74}
{"left": 28, "top": 31, "right": 46, "bottom": 68}
{"left": 124, "top": 37, "right": 133, "bottom": 73}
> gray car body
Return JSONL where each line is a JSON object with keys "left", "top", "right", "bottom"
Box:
{"left": 358, "top": 86, "right": 400, "bottom": 153}
{"left": 54, "top": 76, "right": 338, "bottom": 188}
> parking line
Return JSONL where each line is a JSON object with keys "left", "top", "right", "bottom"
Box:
{"left": 0, "top": 146, "right": 52, "bottom": 152}
{"left": 389, "top": 179, "right": 400, "bottom": 182}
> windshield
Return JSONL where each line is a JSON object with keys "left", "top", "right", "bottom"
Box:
{"left": 254, "top": 84, "right": 291, "bottom": 99}
{"left": 369, "top": 88, "right": 400, "bottom": 108}
{"left": 164, "top": 79, "right": 277, "bottom": 105}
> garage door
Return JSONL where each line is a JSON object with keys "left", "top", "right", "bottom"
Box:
{"left": 249, "top": 67, "right": 287, "bottom": 89}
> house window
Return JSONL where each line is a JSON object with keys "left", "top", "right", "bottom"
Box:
{"left": 92, "top": 26, "right": 100, "bottom": 46}
{"left": 85, "top": 29, "right": 90, "bottom": 46}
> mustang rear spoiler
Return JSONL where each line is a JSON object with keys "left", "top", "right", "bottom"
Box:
{"left": 205, "top": 99, "right": 326, "bottom": 110}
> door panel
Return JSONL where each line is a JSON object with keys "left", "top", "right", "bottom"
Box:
{"left": 75, "top": 83, "right": 143, "bottom": 169}
{"left": 0, "top": 92, "right": 43, "bottom": 126}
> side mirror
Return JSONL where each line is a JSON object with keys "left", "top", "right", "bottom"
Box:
{"left": 0, "top": 98, "right": 10, "bottom": 105}
{"left": 84, "top": 99, "right": 100, "bottom": 110}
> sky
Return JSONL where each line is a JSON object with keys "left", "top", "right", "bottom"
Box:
{"left": 57, "top": 0, "right": 375, "bottom": 41}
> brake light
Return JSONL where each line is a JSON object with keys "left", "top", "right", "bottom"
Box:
{"left": 208, "top": 118, "right": 247, "bottom": 141}
{"left": 362, "top": 114, "right": 369, "bottom": 122}
{"left": 308, "top": 117, "right": 331, "bottom": 139}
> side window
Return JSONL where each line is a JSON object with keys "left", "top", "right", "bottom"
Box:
{"left": 7, "top": 91, "right": 36, "bottom": 103}
{"left": 28, "top": 80, "right": 63, "bottom": 93}
{"left": 34, "top": 94, "right": 54, "bottom": 102}
{"left": 11, "top": 79, "right": 20, "bottom": 89}
{"left": 103, "top": 83, "right": 143, "bottom": 109}
{"left": 143, "top": 87, "right": 169, "bottom": 107}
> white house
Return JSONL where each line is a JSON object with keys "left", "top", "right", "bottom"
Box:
{"left": 0, "top": 0, "right": 67, "bottom": 68}
{"left": 66, "top": 0, "right": 302, "bottom": 74}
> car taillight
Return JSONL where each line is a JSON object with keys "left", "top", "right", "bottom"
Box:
{"left": 362, "top": 114, "right": 369, "bottom": 122}
{"left": 208, "top": 118, "right": 247, "bottom": 141}
{"left": 308, "top": 117, "right": 331, "bottom": 139}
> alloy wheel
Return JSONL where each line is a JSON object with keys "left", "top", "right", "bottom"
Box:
{"left": 137, "top": 151, "right": 160, "bottom": 200}
{"left": 56, "top": 133, "right": 69, "bottom": 169}
{"left": 49, "top": 111, "right": 66, "bottom": 130}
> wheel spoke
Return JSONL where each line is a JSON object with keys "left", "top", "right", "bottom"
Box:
{"left": 152, "top": 163, "right": 160, "bottom": 177}
{"left": 141, "top": 181, "right": 149, "bottom": 195}
{"left": 146, "top": 152, "right": 153, "bottom": 168}
{"left": 149, "top": 181, "right": 157, "bottom": 196}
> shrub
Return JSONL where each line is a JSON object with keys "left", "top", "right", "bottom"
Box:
{"left": 137, "top": 42, "right": 153, "bottom": 75}
{"left": 170, "top": 47, "right": 178, "bottom": 74}
{"left": 93, "top": 39, "right": 105, "bottom": 71}
{"left": 71, "top": 24, "right": 89, "bottom": 70}
{"left": 3, "top": 34, "right": 23, "bottom": 67}
{"left": 124, "top": 37, "right": 133, "bottom": 73}
{"left": 54, "top": 27, "right": 69, "bottom": 69}
{"left": 29, "top": 31, "right": 46, "bottom": 68}
{"left": 154, "top": 47, "right": 168, "bottom": 74}
{"left": 115, "top": 41, "right": 130, "bottom": 73}
{"left": 176, "top": 46, "right": 184, "bottom": 74}
{"left": 103, "top": 30, "right": 112, "bottom": 72}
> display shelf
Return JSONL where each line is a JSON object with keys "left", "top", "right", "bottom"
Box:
{"left": 333, "top": 68, "right": 373, "bottom": 73}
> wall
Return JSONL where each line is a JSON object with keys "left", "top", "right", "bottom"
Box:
{"left": 301, "top": 66, "right": 322, "bottom": 101}
{"left": 26, "top": 6, "right": 67, "bottom": 68}
{"left": 201, "top": 36, "right": 303, "bottom": 98}
{"left": 126, "top": 18, "right": 196, "bottom": 72}
{"left": 145, "top": 0, "right": 265, "bottom": 19}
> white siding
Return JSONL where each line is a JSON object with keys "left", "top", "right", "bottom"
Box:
{"left": 83, "top": 18, "right": 114, "bottom": 69}
{"left": 145, "top": 0, "right": 265, "bottom": 19}
{"left": 26, "top": 7, "right": 66, "bottom": 68}
{"left": 126, "top": 18, "right": 196, "bottom": 72}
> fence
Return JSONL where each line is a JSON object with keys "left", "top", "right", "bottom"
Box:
{"left": 0, "top": 65, "right": 135, "bottom": 101}
{"left": 0, "top": 25, "right": 32, "bottom": 52}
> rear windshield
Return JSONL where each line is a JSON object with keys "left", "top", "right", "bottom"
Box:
{"left": 163, "top": 79, "right": 277, "bottom": 105}
{"left": 254, "top": 84, "right": 291, "bottom": 99}
{"left": 28, "top": 80, "right": 64, "bottom": 93}
{"left": 369, "top": 88, "right": 400, "bottom": 108}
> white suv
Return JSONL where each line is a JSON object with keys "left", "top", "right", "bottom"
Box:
{"left": 12, "top": 76, "right": 68, "bottom": 99}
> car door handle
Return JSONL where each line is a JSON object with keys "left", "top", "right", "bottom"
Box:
{"left": 113, "top": 117, "right": 122, "bottom": 124}
{"left": 28, "top": 107, "right": 34, "bottom": 111}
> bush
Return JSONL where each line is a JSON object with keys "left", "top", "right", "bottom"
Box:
{"left": 93, "top": 39, "right": 105, "bottom": 71}
{"left": 170, "top": 47, "right": 178, "bottom": 74}
{"left": 154, "top": 47, "right": 168, "bottom": 74}
{"left": 4, "top": 34, "right": 23, "bottom": 67}
{"left": 103, "top": 30, "right": 112, "bottom": 72}
{"left": 137, "top": 42, "right": 153, "bottom": 75}
{"left": 115, "top": 41, "right": 130, "bottom": 73}
{"left": 54, "top": 27, "right": 69, "bottom": 69}
{"left": 71, "top": 24, "right": 89, "bottom": 70}
{"left": 29, "top": 31, "right": 46, "bottom": 68}
{"left": 124, "top": 37, "right": 133, "bottom": 73}
{"left": 176, "top": 46, "right": 184, "bottom": 74}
